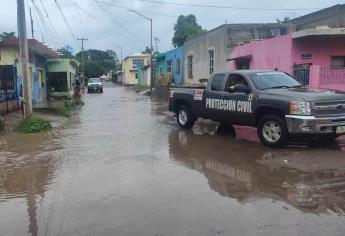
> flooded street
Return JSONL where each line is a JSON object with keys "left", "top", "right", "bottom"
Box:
{"left": 1, "top": 83, "right": 345, "bottom": 236}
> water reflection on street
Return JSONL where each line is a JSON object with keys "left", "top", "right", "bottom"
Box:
{"left": 1, "top": 83, "right": 345, "bottom": 236}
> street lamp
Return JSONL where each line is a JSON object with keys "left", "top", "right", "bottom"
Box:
{"left": 129, "top": 9, "right": 153, "bottom": 92}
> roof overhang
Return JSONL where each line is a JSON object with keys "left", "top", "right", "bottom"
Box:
{"left": 292, "top": 27, "right": 345, "bottom": 39}
{"left": 0, "top": 39, "right": 59, "bottom": 58}
{"left": 227, "top": 55, "right": 252, "bottom": 61}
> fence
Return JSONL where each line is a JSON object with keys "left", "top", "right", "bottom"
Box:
{"left": 293, "top": 67, "right": 310, "bottom": 85}
{"left": 320, "top": 68, "right": 345, "bottom": 85}
{"left": 0, "top": 65, "right": 19, "bottom": 115}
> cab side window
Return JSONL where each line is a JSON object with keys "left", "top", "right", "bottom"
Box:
{"left": 227, "top": 74, "right": 248, "bottom": 92}
{"left": 211, "top": 73, "right": 225, "bottom": 91}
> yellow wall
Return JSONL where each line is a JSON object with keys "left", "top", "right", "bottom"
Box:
{"left": 0, "top": 46, "right": 48, "bottom": 101}
{"left": 122, "top": 55, "right": 150, "bottom": 85}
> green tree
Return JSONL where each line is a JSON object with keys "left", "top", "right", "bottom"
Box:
{"left": 0, "top": 32, "right": 17, "bottom": 40}
{"left": 172, "top": 15, "right": 206, "bottom": 47}
{"left": 142, "top": 46, "right": 154, "bottom": 54}
{"left": 57, "top": 47, "right": 73, "bottom": 59}
{"left": 75, "top": 49, "right": 117, "bottom": 78}
{"left": 276, "top": 16, "right": 291, "bottom": 23}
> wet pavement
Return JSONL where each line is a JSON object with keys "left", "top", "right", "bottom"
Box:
{"left": 1, "top": 83, "right": 345, "bottom": 236}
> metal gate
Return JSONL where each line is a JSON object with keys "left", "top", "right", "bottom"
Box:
{"left": 0, "top": 65, "right": 19, "bottom": 115}
{"left": 293, "top": 64, "right": 310, "bottom": 86}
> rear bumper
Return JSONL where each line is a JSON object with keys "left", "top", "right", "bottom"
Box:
{"left": 285, "top": 115, "right": 345, "bottom": 134}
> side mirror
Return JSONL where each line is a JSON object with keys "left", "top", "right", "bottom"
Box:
{"left": 229, "top": 84, "right": 251, "bottom": 94}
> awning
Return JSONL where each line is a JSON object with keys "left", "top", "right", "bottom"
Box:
{"left": 226, "top": 55, "right": 252, "bottom": 61}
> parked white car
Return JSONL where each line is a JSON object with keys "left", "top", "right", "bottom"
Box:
{"left": 87, "top": 78, "right": 103, "bottom": 93}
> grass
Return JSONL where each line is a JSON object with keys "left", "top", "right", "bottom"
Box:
{"left": 129, "top": 85, "right": 149, "bottom": 93}
{"left": 18, "top": 117, "right": 52, "bottom": 133}
{"left": 54, "top": 100, "right": 85, "bottom": 117}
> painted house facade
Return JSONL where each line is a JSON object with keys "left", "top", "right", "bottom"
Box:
{"left": 154, "top": 53, "right": 167, "bottom": 79}
{"left": 47, "top": 59, "right": 80, "bottom": 98}
{"left": 181, "top": 4, "right": 345, "bottom": 85}
{"left": 122, "top": 53, "right": 151, "bottom": 87}
{"left": 0, "top": 39, "right": 57, "bottom": 114}
{"left": 183, "top": 23, "right": 288, "bottom": 84}
{"left": 165, "top": 47, "right": 184, "bottom": 85}
{"left": 228, "top": 27, "right": 345, "bottom": 91}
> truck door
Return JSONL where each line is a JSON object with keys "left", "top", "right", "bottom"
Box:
{"left": 218, "top": 73, "right": 254, "bottom": 124}
{"left": 203, "top": 73, "right": 227, "bottom": 120}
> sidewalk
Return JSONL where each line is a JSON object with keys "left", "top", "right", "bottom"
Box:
{"left": 1, "top": 110, "right": 68, "bottom": 132}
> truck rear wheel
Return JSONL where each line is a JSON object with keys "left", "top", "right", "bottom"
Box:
{"left": 258, "top": 115, "right": 288, "bottom": 148}
{"left": 177, "top": 106, "right": 195, "bottom": 129}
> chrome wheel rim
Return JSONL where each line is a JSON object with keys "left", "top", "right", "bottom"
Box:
{"left": 178, "top": 110, "right": 188, "bottom": 125}
{"left": 262, "top": 121, "right": 282, "bottom": 143}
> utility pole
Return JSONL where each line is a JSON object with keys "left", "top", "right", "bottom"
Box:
{"left": 17, "top": 0, "right": 32, "bottom": 117}
{"left": 129, "top": 10, "right": 153, "bottom": 92}
{"left": 154, "top": 37, "right": 160, "bottom": 52}
{"left": 77, "top": 37, "right": 88, "bottom": 85}
{"left": 29, "top": 7, "right": 34, "bottom": 39}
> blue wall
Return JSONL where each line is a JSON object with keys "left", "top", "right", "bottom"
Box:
{"left": 165, "top": 47, "right": 184, "bottom": 85}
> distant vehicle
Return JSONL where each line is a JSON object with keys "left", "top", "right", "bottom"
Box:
{"left": 87, "top": 78, "right": 103, "bottom": 93}
{"left": 169, "top": 70, "right": 345, "bottom": 147}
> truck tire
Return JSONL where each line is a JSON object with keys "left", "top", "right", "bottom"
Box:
{"left": 258, "top": 115, "right": 289, "bottom": 148}
{"left": 177, "top": 105, "right": 195, "bottom": 129}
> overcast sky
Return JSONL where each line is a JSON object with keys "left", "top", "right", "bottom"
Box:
{"left": 0, "top": 0, "right": 343, "bottom": 58}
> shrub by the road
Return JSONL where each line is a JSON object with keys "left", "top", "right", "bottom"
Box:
{"left": 54, "top": 100, "right": 84, "bottom": 117}
{"left": 19, "top": 117, "right": 52, "bottom": 133}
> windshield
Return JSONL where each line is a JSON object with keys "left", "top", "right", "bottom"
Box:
{"left": 89, "top": 78, "right": 101, "bottom": 83}
{"left": 249, "top": 72, "right": 301, "bottom": 90}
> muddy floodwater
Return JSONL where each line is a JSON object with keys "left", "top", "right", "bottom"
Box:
{"left": 1, "top": 83, "right": 345, "bottom": 236}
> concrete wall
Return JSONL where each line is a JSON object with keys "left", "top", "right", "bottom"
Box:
{"left": 286, "top": 4, "right": 345, "bottom": 31}
{"left": 291, "top": 36, "right": 345, "bottom": 67}
{"left": 0, "top": 46, "right": 48, "bottom": 104}
{"left": 166, "top": 47, "right": 184, "bottom": 85}
{"left": 47, "top": 59, "right": 78, "bottom": 98}
{"left": 183, "top": 25, "right": 228, "bottom": 84}
{"left": 183, "top": 24, "right": 288, "bottom": 84}
{"left": 228, "top": 34, "right": 293, "bottom": 73}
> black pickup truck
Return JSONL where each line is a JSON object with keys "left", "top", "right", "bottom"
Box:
{"left": 169, "top": 70, "right": 345, "bottom": 147}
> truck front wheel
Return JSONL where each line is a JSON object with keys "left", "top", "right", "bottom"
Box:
{"left": 258, "top": 115, "right": 289, "bottom": 148}
{"left": 177, "top": 106, "right": 195, "bottom": 129}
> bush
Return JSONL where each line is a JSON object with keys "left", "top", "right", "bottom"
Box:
{"left": 19, "top": 117, "right": 52, "bottom": 133}
{"left": 54, "top": 100, "right": 84, "bottom": 117}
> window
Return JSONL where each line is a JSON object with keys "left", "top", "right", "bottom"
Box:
{"left": 47, "top": 72, "right": 68, "bottom": 92}
{"left": 167, "top": 60, "right": 173, "bottom": 72}
{"left": 271, "top": 28, "right": 281, "bottom": 37}
{"left": 331, "top": 56, "right": 345, "bottom": 68}
{"left": 176, "top": 58, "right": 181, "bottom": 75}
{"left": 132, "top": 58, "right": 144, "bottom": 69}
{"left": 227, "top": 74, "right": 248, "bottom": 89}
{"left": 188, "top": 55, "right": 193, "bottom": 78}
{"left": 211, "top": 73, "right": 225, "bottom": 91}
{"left": 208, "top": 49, "right": 214, "bottom": 75}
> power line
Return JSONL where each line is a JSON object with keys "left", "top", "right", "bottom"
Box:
{"left": 136, "top": 0, "right": 321, "bottom": 11}
{"left": 54, "top": 0, "right": 77, "bottom": 40}
{"left": 90, "top": 0, "right": 276, "bottom": 22}
{"left": 72, "top": 1, "right": 145, "bottom": 47}
{"left": 31, "top": 0, "right": 62, "bottom": 47}
{"left": 92, "top": 0, "right": 144, "bottom": 43}
{"left": 37, "top": 0, "right": 64, "bottom": 46}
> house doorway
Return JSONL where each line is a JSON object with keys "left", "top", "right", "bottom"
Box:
{"left": 293, "top": 64, "right": 311, "bottom": 85}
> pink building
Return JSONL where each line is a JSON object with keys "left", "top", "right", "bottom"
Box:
{"left": 227, "top": 27, "right": 345, "bottom": 91}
